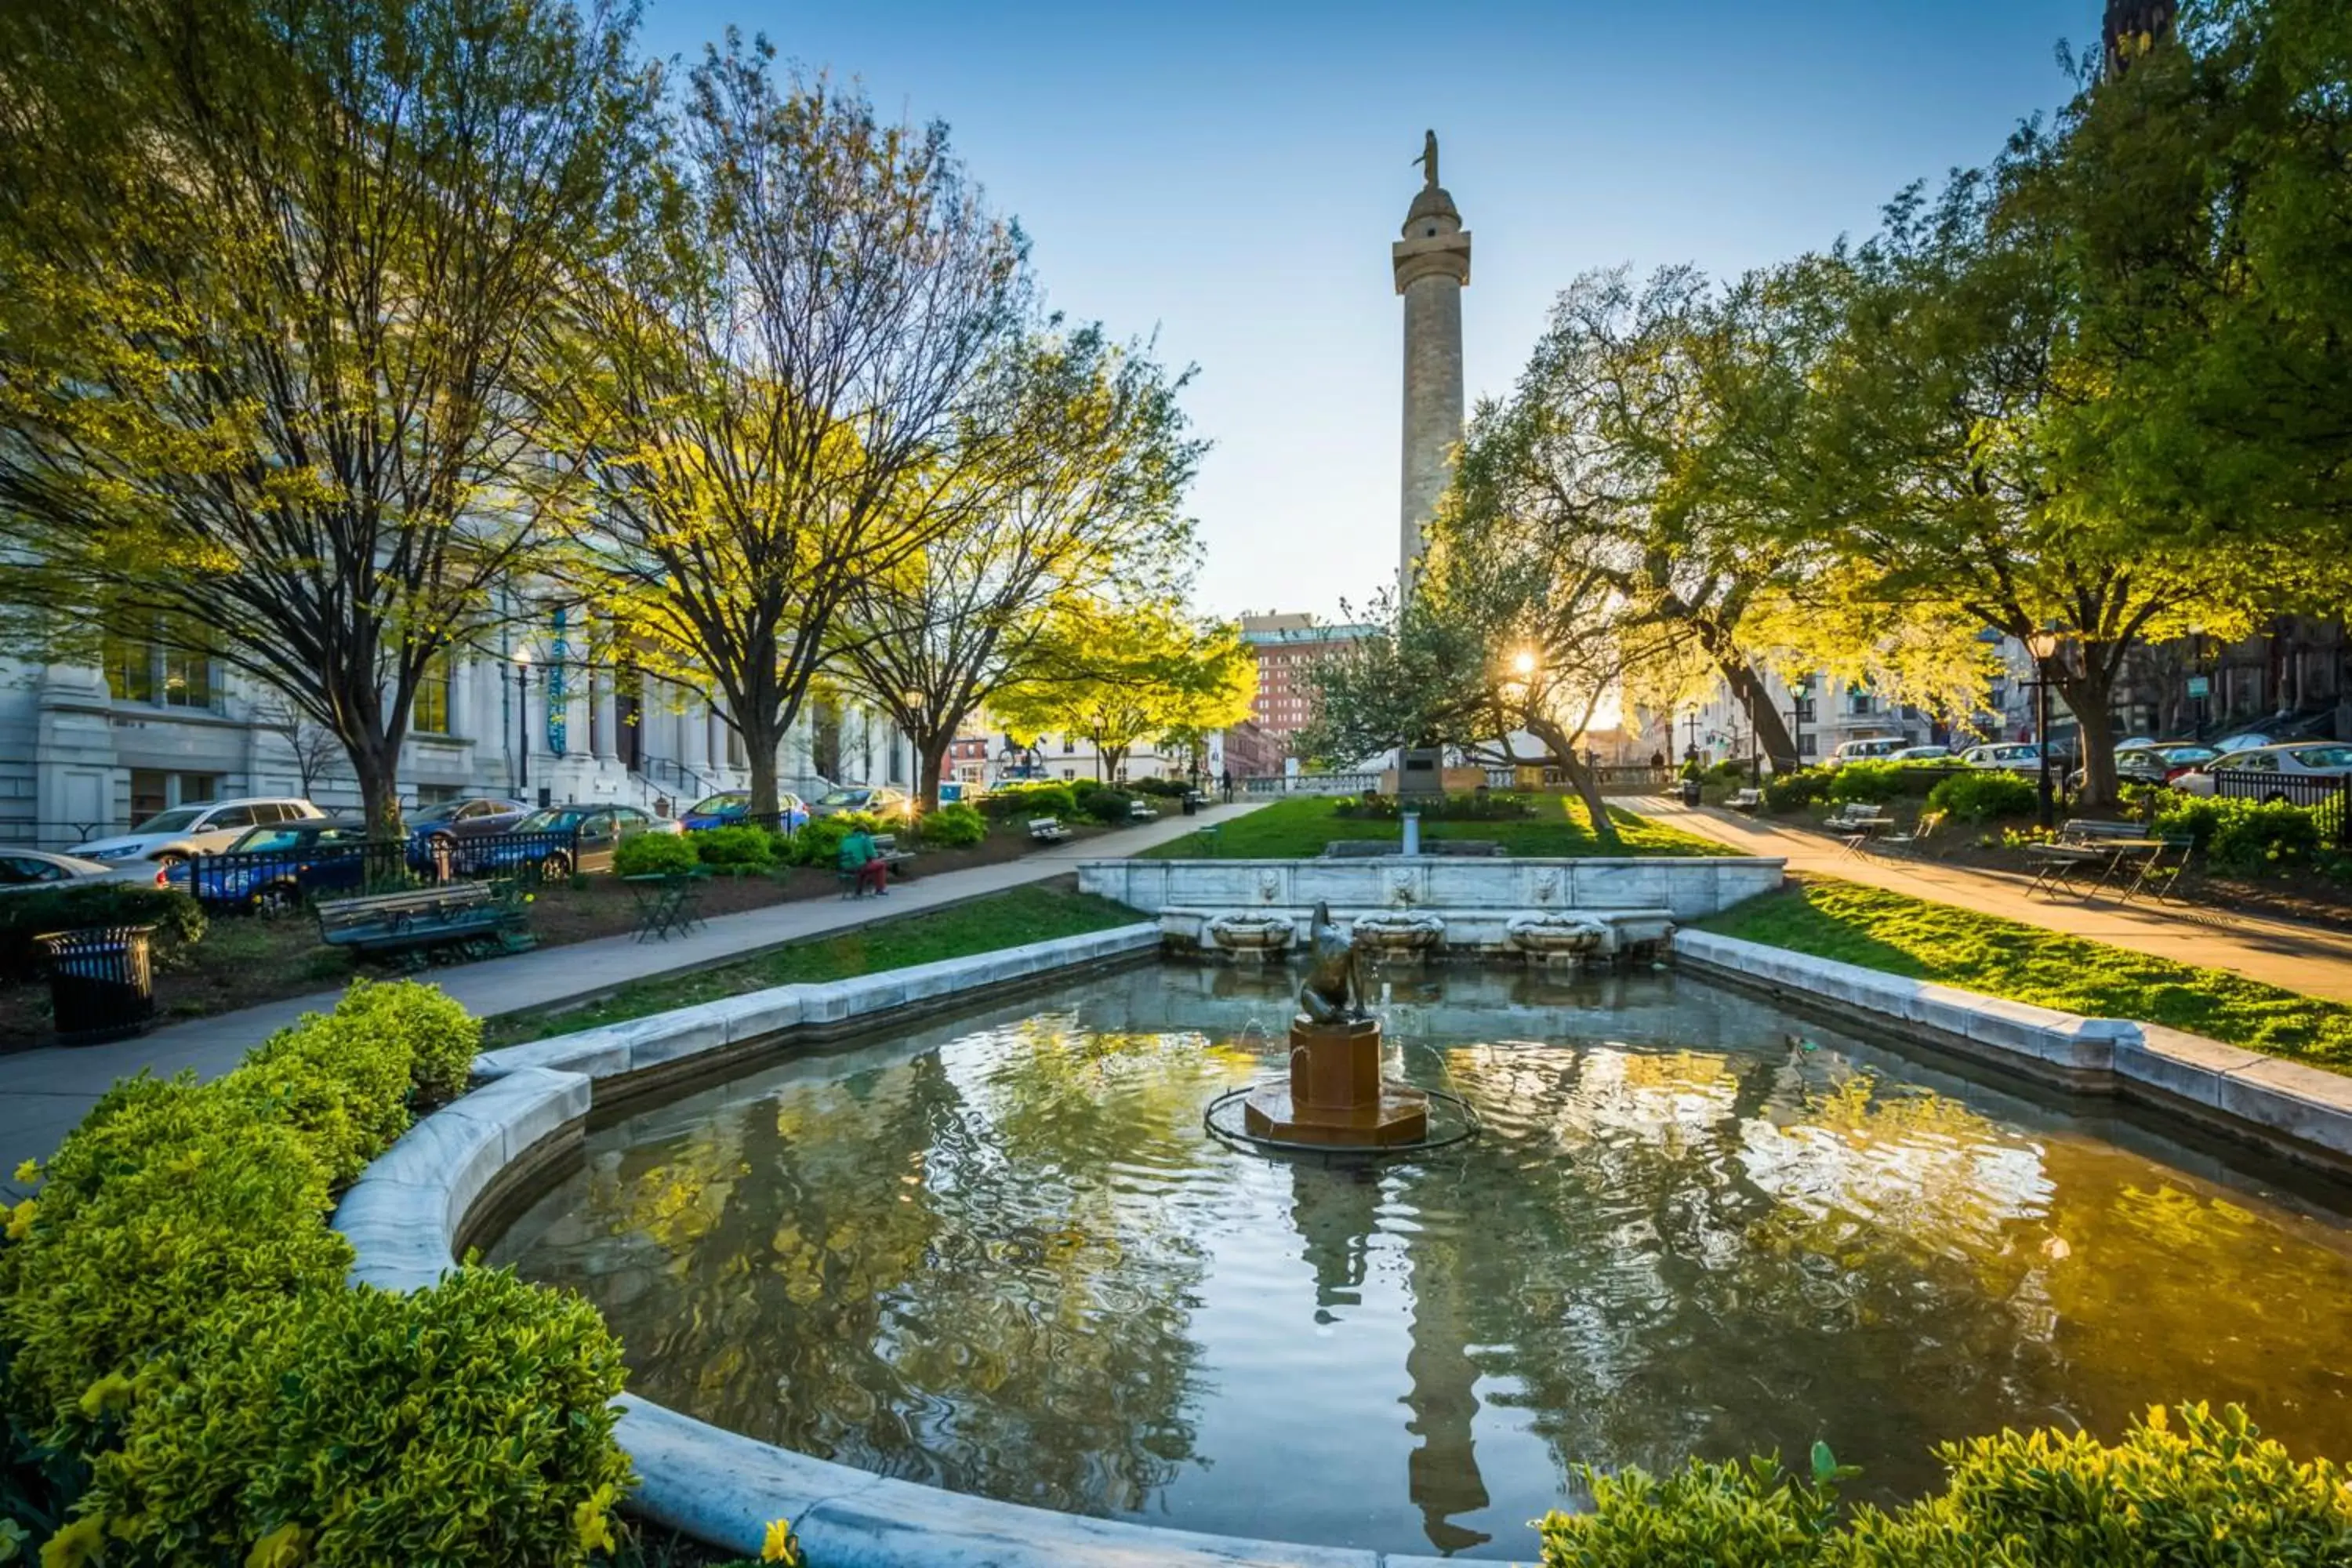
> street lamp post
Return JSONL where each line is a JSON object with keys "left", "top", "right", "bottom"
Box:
{"left": 2025, "top": 630, "right": 2060, "bottom": 829}
{"left": 1788, "top": 678, "right": 1812, "bottom": 771}
{"left": 511, "top": 645, "right": 535, "bottom": 797}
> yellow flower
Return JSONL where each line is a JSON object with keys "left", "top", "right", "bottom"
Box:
{"left": 760, "top": 1517, "right": 800, "bottom": 1565}
{"left": 244, "top": 1523, "right": 310, "bottom": 1568}
{"left": 12, "top": 1158, "right": 38, "bottom": 1185}
{"left": 570, "top": 1486, "right": 618, "bottom": 1556}
{"left": 39, "top": 1515, "right": 104, "bottom": 1568}
{"left": 5, "top": 1199, "right": 34, "bottom": 1242}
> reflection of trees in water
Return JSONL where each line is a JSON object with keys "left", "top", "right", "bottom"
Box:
{"left": 1431, "top": 1043, "right": 2087, "bottom": 1501}
{"left": 568, "top": 1021, "right": 1253, "bottom": 1517}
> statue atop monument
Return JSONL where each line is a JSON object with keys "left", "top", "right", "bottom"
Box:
{"left": 1414, "top": 129, "right": 1439, "bottom": 190}
{"left": 1298, "top": 901, "right": 1367, "bottom": 1025}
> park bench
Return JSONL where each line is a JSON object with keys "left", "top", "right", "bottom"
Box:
{"left": 1128, "top": 798, "right": 1160, "bottom": 821}
{"left": 1727, "top": 788, "right": 1762, "bottom": 813}
{"left": 2027, "top": 818, "right": 2193, "bottom": 903}
{"left": 1028, "top": 817, "right": 1073, "bottom": 843}
{"left": 315, "top": 881, "right": 532, "bottom": 967}
{"left": 1875, "top": 808, "right": 1948, "bottom": 858}
{"left": 1823, "top": 801, "right": 1896, "bottom": 857}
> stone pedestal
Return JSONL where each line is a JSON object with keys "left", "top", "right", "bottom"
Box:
{"left": 1243, "top": 1016, "right": 1428, "bottom": 1147}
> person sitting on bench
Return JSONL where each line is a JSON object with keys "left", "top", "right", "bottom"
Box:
{"left": 839, "top": 822, "right": 889, "bottom": 897}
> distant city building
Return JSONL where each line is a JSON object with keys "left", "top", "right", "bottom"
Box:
{"left": 1217, "top": 717, "right": 1279, "bottom": 782}
{"left": 1238, "top": 612, "right": 1374, "bottom": 760}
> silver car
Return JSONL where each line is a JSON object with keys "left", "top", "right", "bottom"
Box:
{"left": 2173, "top": 742, "right": 2352, "bottom": 800}
{"left": 0, "top": 848, "right": 172, "bottom": 894}
{"left": 75, "top": 797, "right": 326, "bottom": 866}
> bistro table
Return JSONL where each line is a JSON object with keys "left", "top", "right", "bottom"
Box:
{"left": 623, "top": 869, "right": 708, "bottom": 942}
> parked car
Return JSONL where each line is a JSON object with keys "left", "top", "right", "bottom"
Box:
{"left": 681, "top": 790, "right": 808, "bottom": 833}
{"left": 168, "top": 819, "right": 377, "bottom": 913}
{"left": 75, "top": 798, "right": 327, "bottom": 866}
{"left": 808, "top": 785, "right": 913, "bottom": 822}
{"left": 2172, "top": 742, "right": 2352, "bottom": 800}
{"left": 2063, "top": 742, "right": 2219, "bottom": 792}
{"left": 1959, "top": 742, "right": 2053, "bottom": 774}
{"left": 1888, "top": 745, "right": 1952, "bottom": 762}
{"left": 0, "top": 849, "right": 171, "bottom": 895}
{"left": 1824, "top": 737, "right": 1911, "bottom": 768}
{"left": 470, "top": 803, "right": 678, "bottom": 877}
{"left": 405, "top": 797, "right": 530, "bottom": 870}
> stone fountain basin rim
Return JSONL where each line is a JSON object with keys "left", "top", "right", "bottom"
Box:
{"left": 332, "top": 922, "right": 1464, "bottom": 1568}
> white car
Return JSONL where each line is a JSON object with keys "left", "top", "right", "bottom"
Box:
{"left": 2172, "top": 742, "right": 2352, "bottom": 800}
{"left": 1959, "top": 742, "right": 2048, "bottom": 773}
{"left": 0, "top": 848, "right": 172, "bottom": 894}
{"left": 1824, "top": 737, "right": 1911, "bottom": 768}
{"left": 1889, "top": 745, "right": 1952, "bottom": 762}
{"left": 76, "top": 798, "right": 326, "bottom": 866}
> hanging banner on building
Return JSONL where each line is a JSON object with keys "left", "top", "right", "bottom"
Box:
{"left": 546, "top": 609, "right": 568, "bottom": 757}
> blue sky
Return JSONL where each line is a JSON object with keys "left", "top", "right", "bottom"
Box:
{"left": 638, "top": 2, "right": 2099, "bottom": 622}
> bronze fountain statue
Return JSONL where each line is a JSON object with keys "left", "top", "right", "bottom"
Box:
{"left": 1240, "top": 902, "right": 1430, "bottom": 1149}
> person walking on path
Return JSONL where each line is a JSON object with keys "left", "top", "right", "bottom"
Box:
{"left": 839, "top": 822, "right": 889, "bottom": 897}
{"left": 1221, "top": 768, "right": 1234, "bottom": 804}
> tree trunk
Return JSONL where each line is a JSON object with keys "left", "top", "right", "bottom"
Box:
{"left": 2053, "top": 662, "right": 2121, "bottom": 809}
{"left": 1529, "top": 718, "right": 1621, "bottom": 851}
{"left": 1689, "top": 621, "right": 1796, "bottom": 769}
{"left": 347, "top": 734, "right": 404, "bottom": 840}
{"left": 742, "top": 713, "right": 785, "bottom": 819}
{"left": 916, "top": 733, "right": 952, "bottom": 813}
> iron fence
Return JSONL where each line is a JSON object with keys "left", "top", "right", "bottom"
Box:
{"left": 171, "top": 827, "right": 586, "bottom": 912}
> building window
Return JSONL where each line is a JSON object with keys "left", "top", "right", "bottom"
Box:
{"left": 412, "top": 651, "right": 454, "bottom": 735}
{"left": 105, "top": 623, "right": 220, "bottom": 711}
{"left": 1062, "top": 736, "right": 1075, "bottom": 754}
{"left": 130, "top": 769, "right": 220, "bottom": 820}
{"left": 414, "top": 783, "right": 460, "bottom": 806}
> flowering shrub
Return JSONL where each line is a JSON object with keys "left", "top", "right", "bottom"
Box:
{"left": 2153, "top": 795, "right": 2325, "bottom": 875}
{"left": 1926, "top": 769, "right": 2038, "bottom": 822}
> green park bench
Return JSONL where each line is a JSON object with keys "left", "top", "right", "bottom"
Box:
{"left": 315, "top": 881, "right": 533, "bottom": 968}
{"left": 834, "top": 832, "right": 916, "bottom": 896}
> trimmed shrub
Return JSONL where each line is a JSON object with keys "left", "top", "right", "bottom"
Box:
{"left": 92, "top": 1269, "right": 630, "bottom": 1568}
{"left": 1926, "top": 769, "right": 2038, "bottom": 823}
{"left": 1131, "top": 777, "right": 1192, "bottom": 798}
{"left": 1336, "top": 790, "right": 1537, "bottom": 822}
{"left": 1703, "top": 760, "right": 1751, "bottom": 788}
{"left": 1539, "top": 1404, "right": 2351, "bottom": 1568}
{"left": 0, "top": 979, "right": 625, "bottom": 1567}
{"left": 977, "top": 782, "right": 1077, "bottom": 822}
{"left": 1763, "top": 769, "right": 1830, "bottom": 813}
{"left": 612, "top": 830, "right": 699, "bottom": 878}
{"left": 0, "top": 884, "right": 205, "bottom": 985}
{"left": 691, "top": 824, "right": 779, "bottom": 871}
{"left": 1072, "top": 784, "right": 1138, "bottom": 824}
{"left": 919, "top": 801, "right": 987, "bottom": 848}
{"left": 2154, "top": 795, "right": 2325, "bottom": 876}
{"left": 1822, "top": 760, "right": 1907, "bottom": 805}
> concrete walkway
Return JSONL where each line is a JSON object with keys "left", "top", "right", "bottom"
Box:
{"left": 0, "top": 800, "right": 1261, "bottom": 1196}
{"left": 1628, "top": 794, "right": 2352, "bottom": 1003}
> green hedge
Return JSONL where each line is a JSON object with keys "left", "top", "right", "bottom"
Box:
{"left": 1072, "top": 784, "right": 1136, "bottom": 824}
{"left": 612, "top": 832, "right": 698, "bottom": 878}
{"left": 2153, "top": 795, "right": 2328, "bottom": 876}
{"left": 976, "top": 782, "right": 1077, "bottom": 822}
{"left": 1541, "top": 1404, "right": 2350, "bottom": 1566}
{"left": 0, "top": 884, "right": 205, "bottom": 985}
{"left": 789, "top": 811, "right": 883, "bottom": 869}
{"left": 0, "top": 980, "right": 633, "bottom": 1567}
{"left": 918, "top": 801, "right": 987, "bottom": 848}
{"left": 1926, "top": 769, "right": 2038, "bottom": 822}
{"left": 689, "top": 824, "right": 778, "bottom": 871}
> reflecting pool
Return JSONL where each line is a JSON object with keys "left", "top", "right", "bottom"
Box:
{"left": 487, "top": 965, "right": 2352, "bottom": 1559}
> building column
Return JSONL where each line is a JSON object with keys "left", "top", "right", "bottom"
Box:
{"left": 708, "top": 707, "right": 731, "bottom": 773}
{"left": 681, "top": 695, "right": 710, "bottom": 771}
{"left": 448, "top": 659, "right": 476, "bottom": 746}
{"left": 593, "top": 662, "right": 619, "bottom": 763}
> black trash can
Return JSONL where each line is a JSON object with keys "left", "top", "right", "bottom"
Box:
{"left": 38, "top": 925, "right": 158, "bottom": 1045}
{"left": 1182, "top": 793, "right": 1199, "bottom": 817}
{"left": 1680, "top": 779, "right": 1703, "bottom": 808}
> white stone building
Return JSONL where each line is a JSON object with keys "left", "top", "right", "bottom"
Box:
{"left": 0, "top": 622, "right": 915, "bottom": 848}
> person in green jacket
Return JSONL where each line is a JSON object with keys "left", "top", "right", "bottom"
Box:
{"left": 839, "top": 823, "right": 888, "bottom": 896}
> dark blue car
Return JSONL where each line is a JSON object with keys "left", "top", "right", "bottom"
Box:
{"left": 168, "top": 820, "right": 377, "bottom": 914}
{"left": 682, "top": 790, "right": 808, "bottom": 833}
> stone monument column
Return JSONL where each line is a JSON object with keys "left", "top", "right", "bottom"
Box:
{"left": 1392, "top": 129, "right": 1471, "bottom": 589}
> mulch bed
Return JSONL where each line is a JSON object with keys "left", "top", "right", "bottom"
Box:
{"left": 0, "top": 817, "right": 1143, "bottom": 1050}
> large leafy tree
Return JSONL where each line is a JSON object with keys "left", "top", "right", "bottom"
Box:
{"left": 992, "top": 601, "right": 1254, "bottom": 784}
{"left": 0, "top": 0, "right": 654, "bottom": 833}
{"left": 832, "top": 326, "right": 1203, "bottom": 810}
{"left": 544, "top": 34, "right": 1030, "bottom": 818}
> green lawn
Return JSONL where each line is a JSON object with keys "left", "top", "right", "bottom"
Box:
{"left": 1145, "top": 793, "right": 1728, "bottom": 859}
{"left": 482, "top": 881, "right": 1141, "bottom": 1047}
{"left": 1704, "top": 877, "right": 2352, "bottom": 1073}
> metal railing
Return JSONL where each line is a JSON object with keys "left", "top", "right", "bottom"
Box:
{"left": 1240, "top": 772, "right": 1381, "bottom": 797}
{"left": 172, "top": 828, "right": 586, "bottom": 910}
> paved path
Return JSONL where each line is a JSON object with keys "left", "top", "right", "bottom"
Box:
{"left": 0, "top": 800, "right": 1260, "bottom": 1196}
{"left": 1628, "top": 794, "right": 2352, "bottom": 1003}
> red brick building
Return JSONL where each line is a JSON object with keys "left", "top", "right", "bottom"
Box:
{"left": 1238, "top": 612, "right": 1376, "bottom": 759}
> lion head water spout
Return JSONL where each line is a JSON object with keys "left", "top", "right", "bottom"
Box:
{"left": 1237, "top": 901, "right": 1432, "bottom": 1149}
